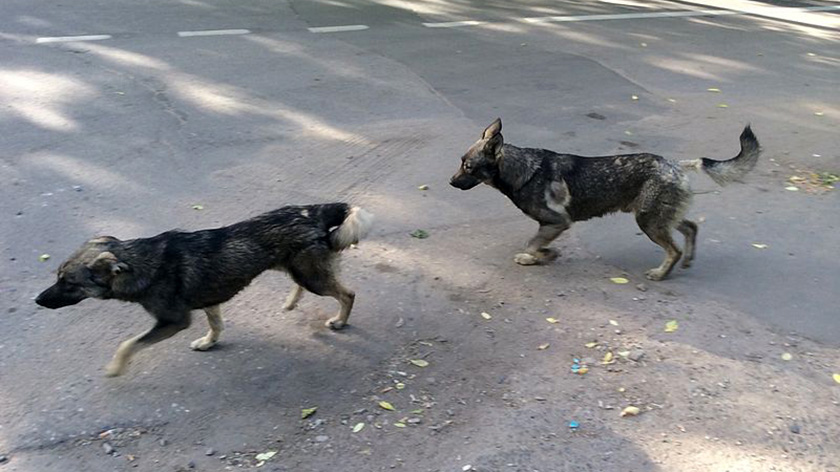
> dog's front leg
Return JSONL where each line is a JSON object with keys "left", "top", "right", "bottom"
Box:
{"left": 515, "top": 221, "right": 570, "bottom": 266}
{"left": 105, "top": 316, "right": 190, "bottom": 377}
{"left": 190, "top": 305, "right": 223, "bottom": 351}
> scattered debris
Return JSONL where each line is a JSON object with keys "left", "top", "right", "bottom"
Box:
{"left": 621, "top": 406, "right": 641, "bottom": 417}
{"left": 417, "top": 185, "right": 429, "bottom": 191}
{"left": 205, "top": 448, "right": 215, "bottom": 456}
{"left": 378, "top": 401, "right": 395, "bottom": 411}
{"left": 352, "top": 422, "right": 365, "bottom": 433}
{"left": 609, "top": 320, "right": 619, "bottom": 326}
{"left": 717, "top": 103, "right": 729, "bottom": 108}
{"left": 301, "top": 407, "right": 318, "bottom": 419}
{"left": 610, "top": 277, "right": 629, "bottom": 284}
{"left": 664, "top": 320, "right": 679, "bottom": 333}
{"left": 707, "top": 87, "right": 721, "bottom": 93}
{"left": 631, "top": 95, "right": 639, "bottom": 100}
{"left": 569, "top": 421, "right": 580, "bottom": 430}
{"left": 833, "top": 373, "right": 840, "bottom": 384}
{"left": 480, "top": 312, "right": 492, "bottom": 320}
{"left": 752, "top": 243, "right": 768, "bottom": 249}
{"left": 410, "top": 359, "right": 429, "bottom": 368}
{"left": 192, "top": 204, "right": 204, "bottom": 210}
{"left": 537, "top": 343, "right": 550, "bottom": 350}
{"left": 781, "top": 352, "right": 793, "bottom": 361}
{"left": 410, "top": 229, "right": 429, "bottom": 239}
{"left": 790, "top": 424, "right": 801, "bottom": 434}
{"left": 584, "top": 342, "right": 598, "bottom": 349}
{"left": 546, "top": 317, "right": 560, "bottom": 324}
{"left": 255, "top": 451, "right": 277, "bottom": 462}
{"left": 38, "top": 254, "right": 50, "bottom": 262}
{"left": 102, "top": 442, "right": 115, "bottom": 455}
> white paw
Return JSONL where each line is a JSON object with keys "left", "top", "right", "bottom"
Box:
{"left": 645, "top": 268, "right": 667, "bottom": 281}
{"left": 104, "top": 361, "right": 125, "bottom": 377}
{"left": 325, "top": 317, "right": 346, "bottom": 330}
{"left": 282, "top": 303, "right": 297, "bottom": 311}
{"left": 514, "top": 253, "right": 538, "bottom": 265}
{"left": 190, "top": 337, "right": 216, "bottom": 351}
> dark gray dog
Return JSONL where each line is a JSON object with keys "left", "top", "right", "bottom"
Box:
{"left": 36, "top": 203, "right": 373, "bottom": 376}
{"left": 450, "top": 118, "right": 759, "bottom": 280}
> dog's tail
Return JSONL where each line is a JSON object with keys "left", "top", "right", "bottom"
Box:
{"left": 680, "top": 125, "right": 760, "bottom": 186}
{"left": 329, "top": 206, "right": 374, "bottom": 251}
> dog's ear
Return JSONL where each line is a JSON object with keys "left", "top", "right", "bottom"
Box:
{"left": 88, "top": 251, "right": 129, "bottom": 276}
{"left": 482, "top": 118, "right": 502, "bottom": 140}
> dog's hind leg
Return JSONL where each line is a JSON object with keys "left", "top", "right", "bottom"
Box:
{"left": 190, "top": 305, "right": 223, "bottom": 351}
{"left": 290, "top": 255, "right": 355, "bottom": 330}
{"left": 105, "top": 315, "right": 191, "bottom": 377}
{"left": 282, "top": 284, "right": 304, "bottom": 311}
{"left": 636, "top": 213, "right": 682, "bottom": 281}
{"left": 676, "top": 219, "right": 698, "bottom": 268}
{"left": 515, "top": 221, "right": 570, "bottom": 266}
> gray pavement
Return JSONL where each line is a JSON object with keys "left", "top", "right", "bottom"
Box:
{"left": 1, "top": 0, "right": 838, "bottom": 470}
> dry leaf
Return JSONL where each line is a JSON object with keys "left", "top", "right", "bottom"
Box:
{"left": 617, "top": 350, "right": 630, "bottom": 357}
{"left": 410, "top": 359, "right": 429, "bottom": 368}
{"left": 301, "top": 407, "right": 317, "bottom": 419}
{"left": 814, "top": 111, "right": 824, "bottom": 116}
{"left": 833, "top": 373, "right": 840, "bottom": 384}
{"left": 378, "top": 401, "right": 395, "bottom": 411}
{"left": 781, "top": 352, "right": 793, "bottom": 361}
{"left": 352, "top": 422, "right": 365, "bottom": 433}
{"left": 664, "top": 320, "right": 679, "bottom": 333}
{"left": 717, "top": 103, "right": 729, "bottom": 108}
{"left": 610, "top": 277, "right": 629, "bottom": 284}
{"left": 752, "top": 243, "right": 768, "bottom": 249}
{"left": 255, "top": 451, "right": 277, "bottom": 462}
{"left": 707, "top": 87, "right": 721, "bottom": 92}
{"left": 417, "top": 185, "right": 429, "bottom": 190}
{"left": 631, "top": 95, "right": 639, "bottom": 100}
{"left": 395, "top": 382, "right": 405, "bottom": 390}
{"left": 602, "top": 352, "right": 615, "bottom": 364}
{"left": 667, "top": 98, "right": 677, "bottom": 103}
{"left": 393, "top": 422, "right": 406, "bottom": 428}
{"left": 538, "top": 343, "right": 550, "bottom": 350}
{"left": 785, "top": 186, "right": 800, "bottom": 191}
{"left": 621, "top": 406, "right": 641, "bottom": 417}
{"left": 546, "top": 317, "right": 560, "bottom": 324}
{"left": 584, "top": 342, "right": 598, "bottom": 348}
{"left": 609, "top": 320, "right": 619, "bottom": 326}
{"left": 481, "top": 312, "right": 492, "bottom": 320}
{"left": 192, "top": 204, "right": 204, "bottom": 210}
{"left": 38, "top": 254, "right": 51, "bottom": 262}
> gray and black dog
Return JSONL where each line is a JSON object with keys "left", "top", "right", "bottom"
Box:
{"left": 36, "top": 203, "right": 373, "bottom": 376}
{"left": 450, "top": 118, "right": 760, "bottom": 280}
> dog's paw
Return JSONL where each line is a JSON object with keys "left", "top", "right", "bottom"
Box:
{"left": 282, "top": 302, "right": 297, "bottom": 311}
{"left": 104, "top": 361, "right": 126, "bottom": 377}
{"left": 645, "top": 268, "right": 668, "bottom": 281}
{"left": 680, "top": 259, "right": 693, "bottom": 269}
{"left": 190, "top": 337, "right": 216, "bottom": 351}
{"left": 325, "top": 317, "right": 346, "bottom": 330}
{"left": 514, "top": 253, "right": 539, "bottom": 265}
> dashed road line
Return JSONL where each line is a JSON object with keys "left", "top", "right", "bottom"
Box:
{"left": 422, "top": 20, "right": 486, "bottom": 28}
{"left": 307, "top": 25, "right": 369, "bottom": 33}
{"left": 36, "top": 34, "right": 112, "bottom": 44}
{"left": 522, "top": 9, "right": 736, "bottom": 23}
{"left": 177, "top": 29, "right": 251, "bottom": 37}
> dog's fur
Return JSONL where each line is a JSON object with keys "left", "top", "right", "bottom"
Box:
{"left": 35, "top": 203, "right": 373, "bottom": 376}
{"left": 450, "top": 118, "right": 760, "bottom": 280}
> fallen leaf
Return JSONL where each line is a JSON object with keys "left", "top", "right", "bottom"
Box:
{"left": 621, "top": 406, "right": 641, "bottom": 417}
{"left": 785, "top": 186, "right": 800, "bottom": 191}
{"left": 38, "top": 254, "right": 51, "bottom": 262}
{"left": 781, "top": 352, "right": 793, "bottom": 361}
{"left": 834, "top": 373, "right": 840, "bottom": 384}
{"left": 417, "top": 184, "right": 429, "bottom": 190}
{"left": 537, "top": 343, "right": 550, "bottom": 350}
{"left": 584, "top": 342, "right": 598, "bottom": 348}
{"left": 807, "top": 52, "right": 816, "bottom": 57}
{"left": 255, "top": 451, "right": 277, "bottom": 462}
{"left": 609, "top": 319, "right": 619, "bottom": 326}
{"left": 667, "top": 98, "right": 677, "bottom": 103}
{"left": 395, "top": 382, "right": 406, "bottom": 390}
{"left": 617, "top": 350, "right": 631, "bottom": 357}
{"left": 546, "top": 317, "right": 560, "bottom": 324}
{"left": 481, "top": 312, "right": 492, "bottom": 320}
{"left": 717, "top": 103, "right": 729, "bottom": 108}
{"left": 352, "top": 422, "right": 365, "bottom": 433}
{"left": 624, "top": 130, "right": 633, "bottom": 136}
{"left": 192, "top": 204, "right": 204, "bottom": 210}
{"left": 301, "top": 407, "right": 318, "bottom": 419}
{"left": 602, "top": 352, "right": 615, "bottom": 364}
{"left": 410, "top": 359, "right": 429, "bottom": 368}
{"left": 814, "top": 111, "right": 824, "bottom": 116}
{"left": 393, "top": 422, "right": 406, "bottom": 428}
{"left": 378, "top": 401, "right": 395, "bottom": 411}
{"left": 752, "top": 243, "right": 768, "bottom": 249}
{"left": 610, "top": 277, "right": 629, "bottom": 284}
{"left": 664, "top": 320, "right": 679, "bottom": 333}
{"left": 410, "top": 409, "right": 424, "bottom": 414}
{"left": 618, "top": 387, "right": 626, "bottom": 393}
{"left": 631, "top": 95, "right": 639, "bottom": 100}
{"left": 410, "top": 229, "right": 429, "bottom": 239}
{"left": 707, "top": 87, "right": 721, "bottom": 92}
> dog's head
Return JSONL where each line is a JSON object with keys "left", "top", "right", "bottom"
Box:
{"left": 35, "top": 236, "right": 129, "bottom": 309}
{"left": 450, "top": 118, "right": 505, "bottom": 190}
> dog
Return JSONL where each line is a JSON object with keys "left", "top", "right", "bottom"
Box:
{"left": 450, "top": 118, "right": 760, "bottom": 280}
{"left": 35, "top": 203, "right": 373, "bottom": 376}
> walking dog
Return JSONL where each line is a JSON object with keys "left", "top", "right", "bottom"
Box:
{"left": 35, "top": 203, "right": 373, "bottom": 376}
{"left": 450, "top": 118, "right": 760, "bottom": 280}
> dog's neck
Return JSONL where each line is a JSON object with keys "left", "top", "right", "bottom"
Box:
{"left": 491, "top": 144, "right": 540, "bottom": 195}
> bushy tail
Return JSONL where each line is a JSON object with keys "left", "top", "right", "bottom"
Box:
{"left": 680, "top": 125, "right": 760, "bottom": 186}
{"left": 330, "top": 206, "right": 374, "bottom": 250}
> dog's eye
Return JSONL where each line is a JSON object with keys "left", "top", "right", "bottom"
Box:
{"left": 464, "top": 163, "right": 473, "bottom": 172}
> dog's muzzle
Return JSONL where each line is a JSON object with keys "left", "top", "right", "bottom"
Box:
{"left": 450, "top": 171, "right": 481, "bottom": 190}
{"left": 35, "top": 284, "right": 86, "bottom": 309}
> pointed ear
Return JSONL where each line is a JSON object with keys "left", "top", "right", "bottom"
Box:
{"left": 89, "top": 251, "right": 129, "bottom": 275}
{"left": 482, "top": 118, "right": 502, "bottom": 140}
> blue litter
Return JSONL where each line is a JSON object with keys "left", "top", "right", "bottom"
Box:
{"left": 569, "top": 421, "right": 580, "bottom": 430}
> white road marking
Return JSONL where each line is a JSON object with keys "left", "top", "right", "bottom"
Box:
{"left": 523, "top": 4, "right": 840, "bottom": 24}
{"left": 422, "top": 20, "right": 486, "bottom": 28}
{"left": 307, "top": 25, "right": 369, "bottom": 33}
{"left": 177, "top": 29, "right": 251, "bottom": 37}
{"left": 36, "top": 34, "right": 112, "bottom": 44}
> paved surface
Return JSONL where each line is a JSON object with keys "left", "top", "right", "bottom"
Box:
{"left": 1, "top": 0, "right": 838, "bottom": 471}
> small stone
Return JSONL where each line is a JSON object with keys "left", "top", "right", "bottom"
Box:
{"left": 315, "top": 435, "right": 329, "bottom": 442}
{"left": 636, "top": 283, "right": 648, "bottom": 292}
{"left": 219, "top": 455, "right": 227, "bottom": 460}
{"left": 159, "top": 439, "right": 167, "bottom": 447}
{"left": 407, "top": 418, "right": 422, "bottom": 424}
{"left": 0, "top": 455, "right": 8, "bottom": 464}
{"left": 789, "top": 424, "right": 801, "bottom": 434}
{"left": 188, "top": 460, "right": 196, "bottom": 469}
{"left": 102, "top": 442, "right": 115, "bottom": 454}
{"left": 205, "top": 448, "right": 215, "bottom": 456}
{"left": 628, "top": 350, "right": 645, "bottom": 362}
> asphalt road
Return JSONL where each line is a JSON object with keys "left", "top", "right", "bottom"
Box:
{"left": 1, "top": 0, "right": 838, "bottom": 470}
